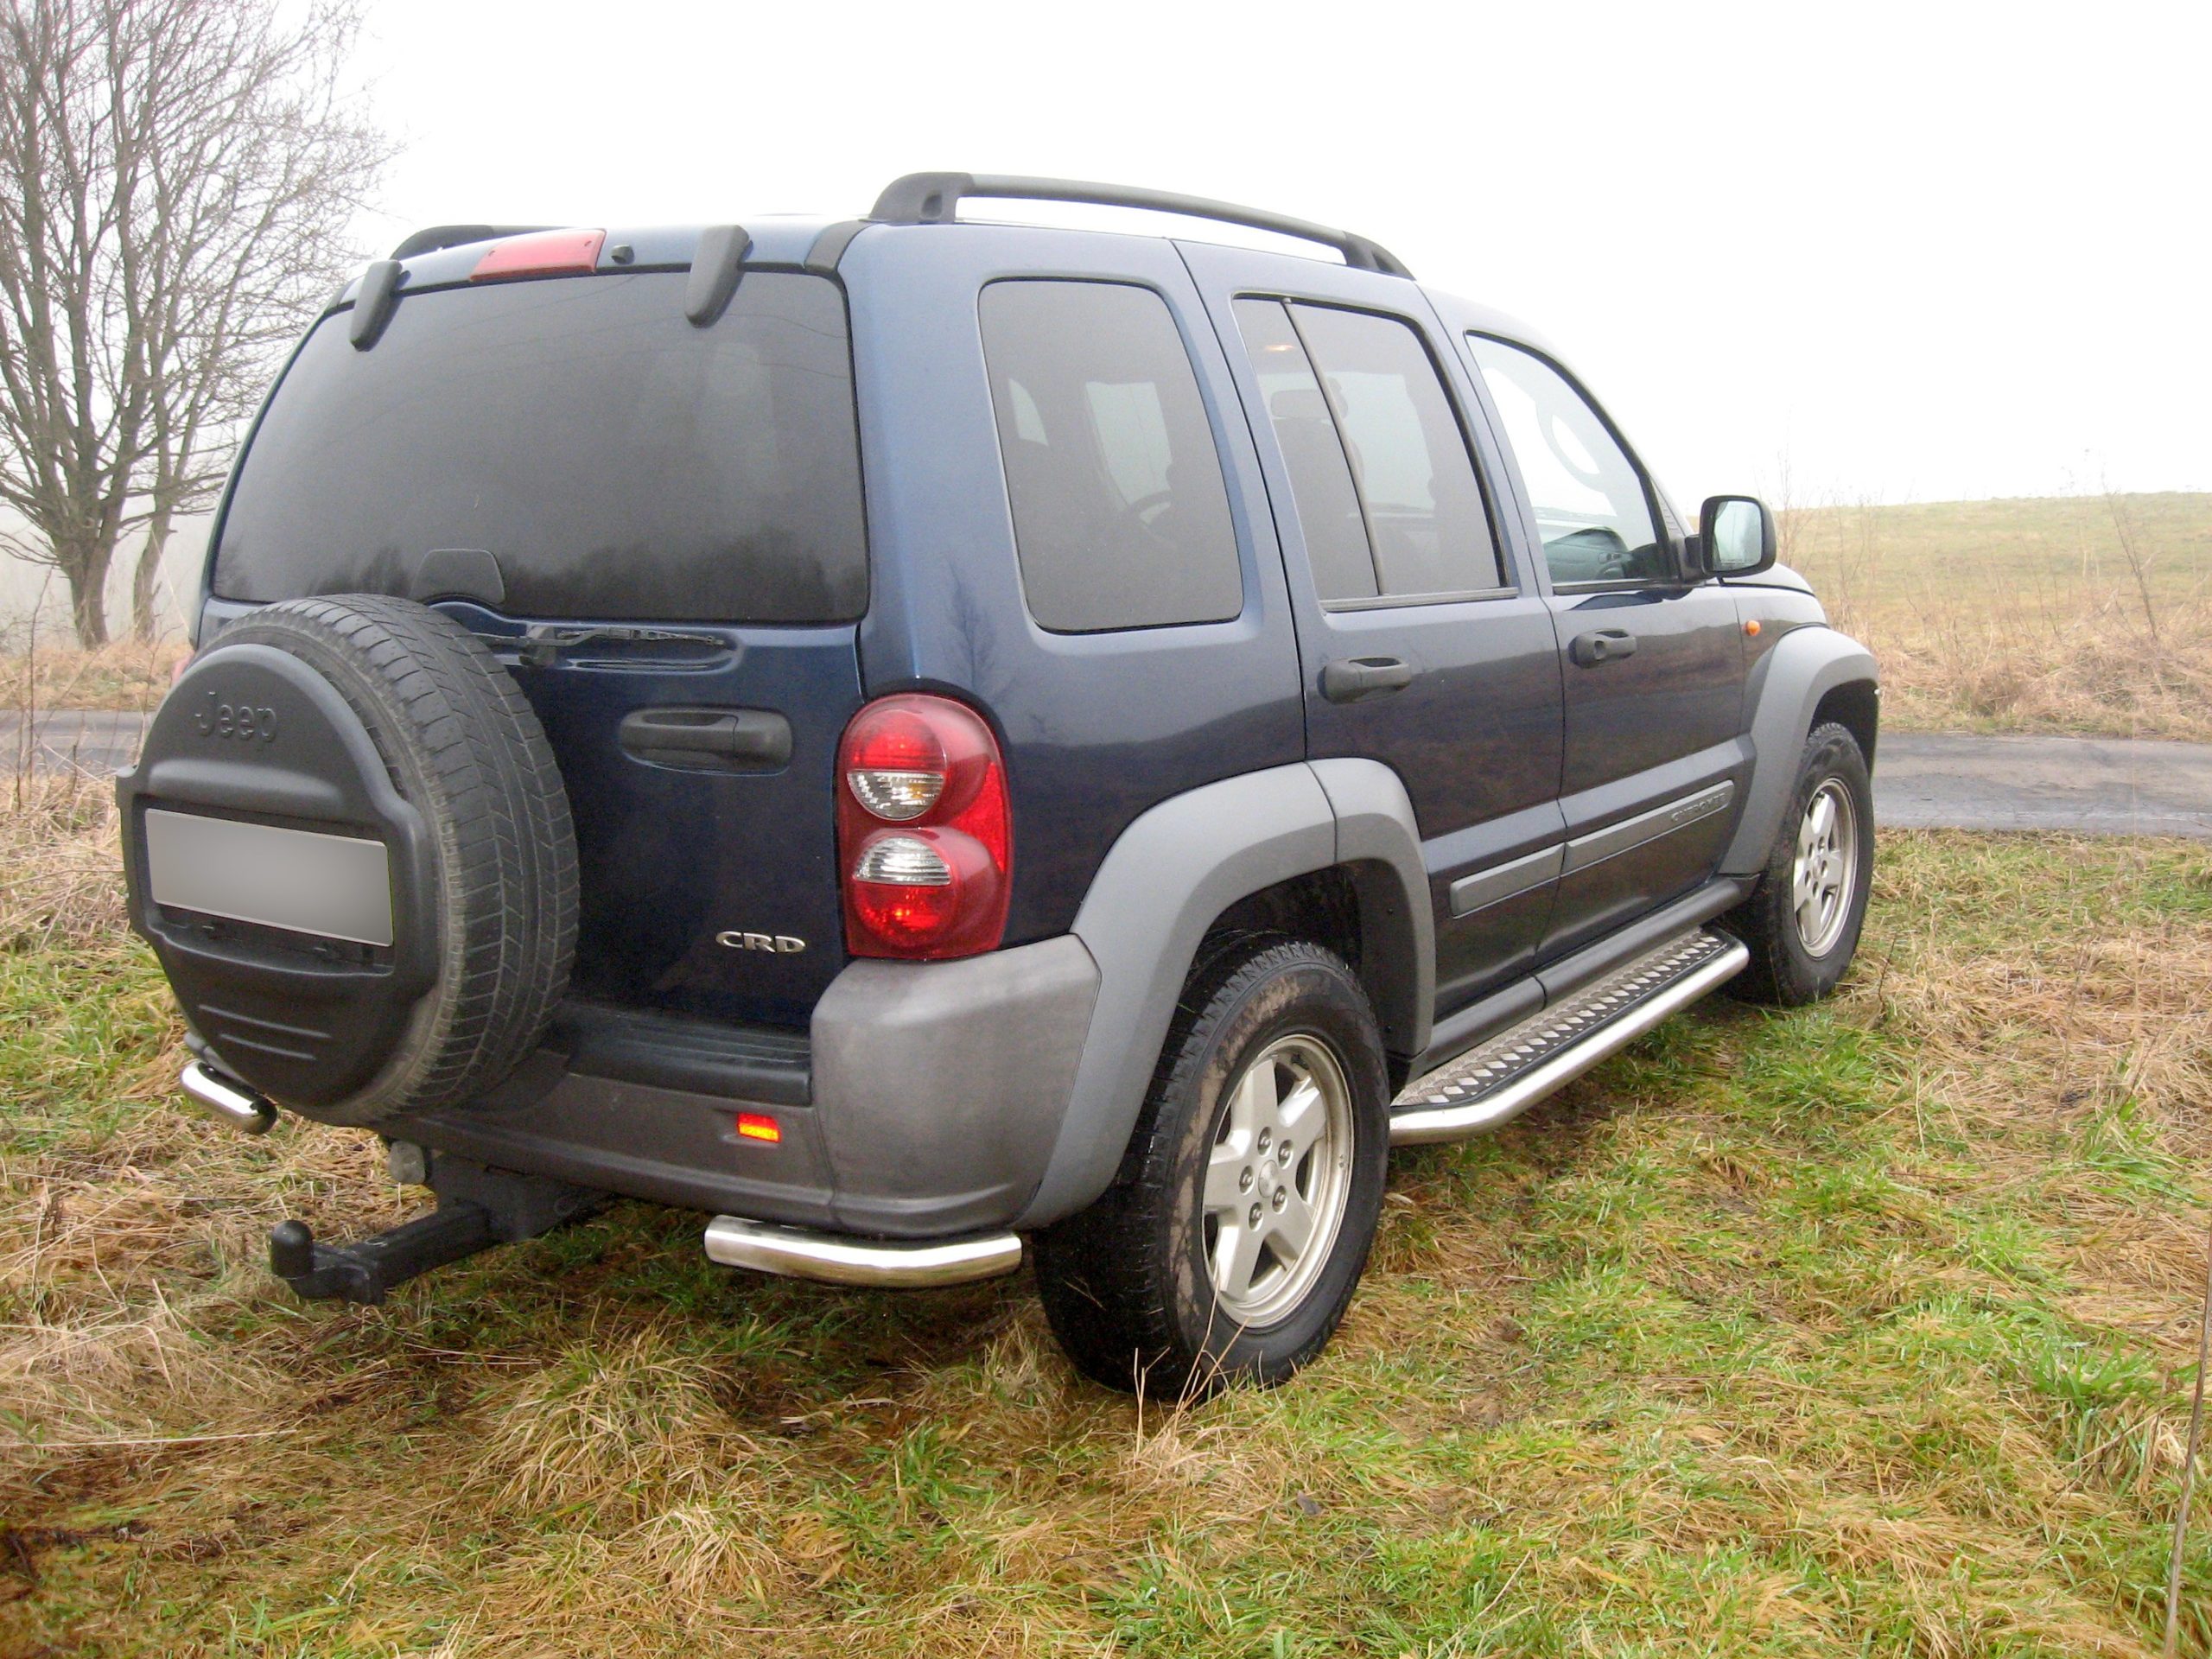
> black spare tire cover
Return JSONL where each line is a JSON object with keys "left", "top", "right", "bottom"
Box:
{"left": 117, "top": 594, "right": 578, "bottom": 1127}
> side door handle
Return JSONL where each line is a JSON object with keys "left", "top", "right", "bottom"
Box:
{"left": 1569, "top": 628, "right": 1637, "bottom": 667}
{"left": 1320, "top": 656, "right": 1416, "bottom": 704}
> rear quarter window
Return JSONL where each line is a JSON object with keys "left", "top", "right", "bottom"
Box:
{"left": 979, "top": 279, "right": 1243, "bottom": 633}
{"left": 213, "top": 270, "right": 867, "bottom": 624}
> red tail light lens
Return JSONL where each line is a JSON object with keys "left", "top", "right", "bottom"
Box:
{"left": 470, "top": 228, "right": 606, "bottom": 281}
{"left": 836, "top": 695, "right": 1011, "bottom": 959}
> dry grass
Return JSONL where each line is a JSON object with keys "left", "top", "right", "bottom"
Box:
{"left": 0, "top": 636, "right": 184, "bottom": 717}
{"left": 0, "top": 787, "right": 2208, "bottom": 1652}
{"left": 1784, "top": 491, "right": 2212, "bottom": 741}
{"left": 0, "top": 775, "right": 131, "bottom": 951}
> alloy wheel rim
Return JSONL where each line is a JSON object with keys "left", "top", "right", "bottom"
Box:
{"left": 1791, "top": 779, "right": 1859, "bottom": 957}
{"left": 1202, "top": 1033, "right": 1355, "bottom": 1326}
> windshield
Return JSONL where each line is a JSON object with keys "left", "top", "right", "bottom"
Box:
{"left": 213, "top": 270, "right": 867, "bottom": 624}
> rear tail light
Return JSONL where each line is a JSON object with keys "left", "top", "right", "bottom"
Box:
{"left": 836, "top": 695, "right": 1011, "bottom": 959}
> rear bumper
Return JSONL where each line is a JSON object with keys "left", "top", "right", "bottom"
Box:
{"left": 380, "top": 933, "right": 1102, "bottom": 1241}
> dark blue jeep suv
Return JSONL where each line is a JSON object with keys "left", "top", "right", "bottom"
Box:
{"left": 118, "top": 175, "right": 1879, "bottom": 1391}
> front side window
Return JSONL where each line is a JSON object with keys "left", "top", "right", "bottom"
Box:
{"left": 1465, "top": 334, "right": 1668, "bottom": 586}
{"left": 1237, "top": 299, "right": 1503, "bottom": 601}
{"left": 979, "top": 280, "right": 1243, "bottom": 633}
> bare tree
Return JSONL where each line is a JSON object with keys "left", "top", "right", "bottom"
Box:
{"left": 0, "top": 0, "right": 386, "bottom": 646}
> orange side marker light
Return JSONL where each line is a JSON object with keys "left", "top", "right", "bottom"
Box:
{"left": 1744, "top": 619, "right": 1762, "bottom": 637}
{"left": 735, "top": 1113, "right": 781, "bottom": 1144}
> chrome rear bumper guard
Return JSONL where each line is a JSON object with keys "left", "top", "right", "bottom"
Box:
{"left": 703, "top": 1215, "right": 1023, "bottom": 1288}
{"left": 180, "top": 1060, "right": 277, "bottom": 1135}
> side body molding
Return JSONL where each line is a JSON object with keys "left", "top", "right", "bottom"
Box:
{"left": 1720, "top": 626, "right": 1880, "bottom": 874}
{"left": 1015, "top": 760, "right": 1428, "bottom": 1229}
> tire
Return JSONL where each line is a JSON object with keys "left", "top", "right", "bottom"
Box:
{"left": 1721, "top": 721, "right": 1874, "bottom": 1007}
{"left": 184, "top": 595, "right": 578, "bottom": 1126}
{"left": 1034, "top": 938, "right": 1390, "bottom": 1395}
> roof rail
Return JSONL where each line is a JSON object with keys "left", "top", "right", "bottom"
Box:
{"left": 868, "top": 173, "right": 1413, "bottom": 279}
{"left": 388, "top": 224, "right": 556, "bottom": 261}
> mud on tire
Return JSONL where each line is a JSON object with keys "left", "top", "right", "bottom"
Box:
{"left": 1033, "top": 938, "right": 1390, "bottom": 1395}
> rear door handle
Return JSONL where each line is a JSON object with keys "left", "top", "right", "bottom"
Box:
{"left": 1569, "top": 628, "right": 1637, "bottom": 667}
{"left": 619, "top": 708, "right": 792, "bottom": 772}
{"left": 1320, "top": 656, "right": 1416, "bottom": 704}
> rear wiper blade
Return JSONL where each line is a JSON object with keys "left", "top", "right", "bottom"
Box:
{"left": 485, "top": 624, "right": 727, "bottom": 667}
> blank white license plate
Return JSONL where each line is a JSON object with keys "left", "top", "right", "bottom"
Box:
{"left": 143, "top": 810, "right": 394, "bottom": 947}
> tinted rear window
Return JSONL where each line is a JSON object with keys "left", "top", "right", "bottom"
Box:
{"left": 979, "top": 280, "right": 1243, "bottom": 633}
{"left": 213, "top": 270, "right": 867, "bottom": 624}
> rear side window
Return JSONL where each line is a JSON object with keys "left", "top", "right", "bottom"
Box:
{"left": 213, "top": 271, "right": 866, "bottom": 624}
{"left": 1237, "top": 299, "right": 1503, "bottom": 601}
{"left": 979, "top": 280, "right": 1243, "bottom": 633}
{"left": 1289, "top": 305, "right": 1503, "bottom": 597}
{"left": 1235, "top": 298, "right": 1376, "bottom": 601}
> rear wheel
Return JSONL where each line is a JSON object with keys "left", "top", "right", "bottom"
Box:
{"left": 1722, "top": 721, "right": 1874, "bottom": 1006}
{"left": 1034, "top": 938, "right": 1389, "bottom": 1395}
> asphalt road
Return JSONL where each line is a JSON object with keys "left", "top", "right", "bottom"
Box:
{"left": 3, "top": 709, "right": 152, "bottom": 778}
{"left": 5, "top": 710, "right": 2209, "bottom": 840}
{"left": 1875, "top": 732, "right": 2212, "bottom": 839}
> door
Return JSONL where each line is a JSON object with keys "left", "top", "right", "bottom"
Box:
{"left": 202, "top": 264, "right": 871, "bottom": 1032}
{"left": 1457, "top": 330, "right": 1750, "bottom": 959}
{"left": 1182, "top": 245, "right": 1566, "bottom": 1020}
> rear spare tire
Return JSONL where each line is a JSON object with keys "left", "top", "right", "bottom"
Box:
{"left": 118, "top": 595, "right": 577, "bottom": 1127}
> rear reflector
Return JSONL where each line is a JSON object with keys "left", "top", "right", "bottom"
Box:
{"left": 735, "top": 1112, "right": 781, "bottom": 1144}
{"left": 470, "top": 228, "right": 607, "bottom": 282}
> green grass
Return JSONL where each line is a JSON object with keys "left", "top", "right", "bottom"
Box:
{"left": 3, "top": 830, "right": 2209, "bottom": 1656}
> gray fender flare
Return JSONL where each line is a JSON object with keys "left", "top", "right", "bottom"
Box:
{"left": 1720, "top": 626, "right": 1880, "bottom": 874}
{"left": 1014, "top": 760, "right": 1431, "bottom": 1230}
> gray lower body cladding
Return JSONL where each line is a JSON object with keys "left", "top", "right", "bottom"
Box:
{"left": 385, "top": 934, "right": 1101, "bottom": 1239}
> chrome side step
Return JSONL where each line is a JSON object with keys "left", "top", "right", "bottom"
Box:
{"left": 1390, "top": 928, "right": 1748, "bottom": 1146}
{"left": 703, "top": 1216, "right": 1023, "bottom": 1288}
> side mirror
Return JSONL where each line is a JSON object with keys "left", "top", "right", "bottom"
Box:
{"left": 1700, "top": 494, "right": 1777, "bottom": 576}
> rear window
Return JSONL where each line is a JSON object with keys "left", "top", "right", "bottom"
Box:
{"left": 213, "top": 270, "right": 867, "bottom": 624}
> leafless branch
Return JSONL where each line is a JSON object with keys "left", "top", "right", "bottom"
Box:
{"left": 0, "top": 0, "right": 390, "bottom": 644}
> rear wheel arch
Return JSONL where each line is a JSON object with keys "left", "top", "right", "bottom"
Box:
{"left": 1016, "top": 760, "right": 1431, "bottom": 1229}
{"left": 1193, "top": 860, "right": 1422, "bottom": 1094}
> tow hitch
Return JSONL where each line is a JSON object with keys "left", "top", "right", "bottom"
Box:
{"left": 267, "top": 1147, "right": 606, "bottom": 1306}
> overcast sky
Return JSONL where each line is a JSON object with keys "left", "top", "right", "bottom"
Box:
{"left": 347, "top": 1, "right": 2205, "bottom": 511}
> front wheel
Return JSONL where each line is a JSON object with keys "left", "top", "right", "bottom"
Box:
{"left": 1722, "top": 720, "right": 1875, "bottom": 1006}
{"left": 1034, "top": 938, "right": 1390, "bottom": 1395}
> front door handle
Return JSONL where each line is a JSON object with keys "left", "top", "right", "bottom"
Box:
{"left": 1320, "top": 656, "right": 1416, "bottom": 704}
{"left": 1570, "top": 628, "right": 1637, "bottom": 667}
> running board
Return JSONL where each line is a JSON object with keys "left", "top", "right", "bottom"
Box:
{"left": 1390, "top": 928, "right": 1748, "bottom": 1146}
